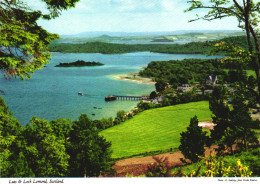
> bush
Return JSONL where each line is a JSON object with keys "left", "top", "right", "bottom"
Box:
{"left": 172, "top": 148, "right": 259, "bottom": 177}
{"left": 149, "top": 91, "right": 157, "bottom": 99}
{"left": 146, "top": 156, "right": 172, "bottom": 177}
{"left": 194, "top": 151, "right": 252, "bottom": 177}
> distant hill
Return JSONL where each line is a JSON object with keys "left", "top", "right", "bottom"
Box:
{"left": 55, "top": 31, "right": 245, "bottom": 45}
{"left": 61, "top": 30, "right": 243, "bottom": 38}
{"left": 49, "top": 35, "right": 252, "bottom": 55}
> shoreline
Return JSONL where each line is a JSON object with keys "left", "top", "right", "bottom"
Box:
{"left": 111, "top": 73, "right": 155, "bottom": 85}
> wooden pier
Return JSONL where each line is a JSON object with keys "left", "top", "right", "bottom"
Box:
{"left": 105, "top": 95, "right": 149, "bottom": 101}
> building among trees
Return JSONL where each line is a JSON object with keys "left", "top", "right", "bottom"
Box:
{"left": 206, "top": 74, "right": 218, "bottom": 85}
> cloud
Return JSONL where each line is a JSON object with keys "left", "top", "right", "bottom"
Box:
{"left": 34, "top": 0, "right": 240, "bottom": 34}
{"left": 71, "top": 0, "right": 184, "bottom": 14}
{"left": 25, "top": 0, "right": 48, "bottom": 12}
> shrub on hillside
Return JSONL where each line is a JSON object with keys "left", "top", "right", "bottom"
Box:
{"left": 172, "top": 148, "right": 259, "bottom": 177}
{"left": 146, "top": 156, "right": 173, "bottom": 177}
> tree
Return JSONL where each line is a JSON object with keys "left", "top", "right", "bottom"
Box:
{"left": 68, "top": 114, "right": 111, "bottom": 177}
{"left": 155, "top": 79, "right": 167, "bottom": 93}
{"left": 0, "top": 0, "right": 81, "bottom": 177}
{"left": 162, "top": 97, "right": 171, "bottom": 106}
{"left": 179, "top": 116, "right": 208, "bottom": 163}
{"left": 0, "top": 0, "right": 80, "bottom": 79}
{"left": 209, "top": 86, "right": 259, "bottom": 153}
{"left": 22, "top": 117, "right": 70, "bottom": 177}
{"left": 0, "top": 95, "right": 28, "bottom": 177}
{"left": 149, "top": 91, "right": 157, "bottom": 99}
{"left": 209, "top": 86, "right": 238, "bottom": 154}
{"left": 49, "top": 118, "right": 72, "bottom": 147}
{"left": 186, "top": 0, "right": 260, "bottom": 94}
{"left": 0, "top": 130, "right": 16, "bottom": 176}
{"left": 0, "top": 95, "right": 21, "bottom": 137}
{"left": 115, "top": 110, "right": 126, "bottom": 123}
{"left": 137, "top": 101, "right": 154, "bottom": 110}
{"left": 230, "top": 90, "right": 259, "bottom": 151}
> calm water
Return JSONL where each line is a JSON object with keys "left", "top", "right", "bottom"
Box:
{"left": 57, "top": 40, "right": 194, "bottom": 45}
{"left": 110, "top": 40, "right": 196, "bottom": 44}
{"left": 0, "top": 52, "right": 221, "bottom": 125}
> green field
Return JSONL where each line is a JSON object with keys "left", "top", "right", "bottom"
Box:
{"left": 100, "top": 101, "right": 212, "bottom": 159}
{"left": 224, "top": 69, "right": 256, "bottom": 78}
{"left": 246, "top": 70, "right": 256, "bottom": 77}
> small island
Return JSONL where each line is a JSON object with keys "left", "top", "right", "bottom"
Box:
{"left": 151, "top": 38, "right": 174, "bottom": 42}
{"left": 55, "top": 60, "right": 104, "bottom": 67}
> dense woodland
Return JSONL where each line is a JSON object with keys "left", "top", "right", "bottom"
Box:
{"left": 49, "top": 36, "right": 258, "bottom": 55}
{"left": 139, "top": 58, "right": 251, "bottom": 88}
{"left": 0, "top": 96, "right": 112, "bottom": 177}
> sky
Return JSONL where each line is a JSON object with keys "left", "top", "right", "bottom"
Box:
{"left": 27, "top": 0, "right": 240, "bottom": 35}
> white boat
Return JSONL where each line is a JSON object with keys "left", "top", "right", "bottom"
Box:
{"left": 78, "top": 92, "right": 84, "bottom": 96}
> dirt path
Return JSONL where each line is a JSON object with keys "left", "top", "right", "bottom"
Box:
{"left": 113, "top": 145, "right": 218, "bottom": 176}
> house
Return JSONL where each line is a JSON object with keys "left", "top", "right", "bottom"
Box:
{"left": 223, "top": 84, "right": 230, "bottom": 87}
{"left": 141, "top": 94, "right": 149, "bottom": 100}
{"left": 196, "top": 91, "right": 203, "bottom": 95}
{"left": 206, "top": 74, "right": 218, "bottom": 85}
{"left": 152, "top": 96, "right": 166, "bottom": 104}
{"left": 177, "top": 84, "right": 192, "bottom": 92}
{"left": 204, "top": 89, "right": 214, "bottom": 94}
{"left": 158, "top": 96, "right": 166, "bottom": 103}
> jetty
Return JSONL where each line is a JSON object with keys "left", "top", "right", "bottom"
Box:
{"left": 105, "top": 95, "right": 149, "bottom": 101}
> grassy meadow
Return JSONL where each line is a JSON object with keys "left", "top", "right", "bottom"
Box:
{"left": 245, "top": 70, "right": 256, "bottom": 77}
{"left": 224, "top": 69, "right": 256, "bottom": 78}
{"left": 100, "top": 101, "right": 212, "bottom": 159}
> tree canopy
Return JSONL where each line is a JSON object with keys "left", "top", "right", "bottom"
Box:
{"left": 68, "top": 114, "right": 112, "bottom": 177}
{"left": 0, "top": 94, "right": 112, "bottom": 177}
{"left": 186, "top": 0, "right": 260, "bottom": 94}
{"left": 0, "top": 0, "right": 79, "bottom": 80}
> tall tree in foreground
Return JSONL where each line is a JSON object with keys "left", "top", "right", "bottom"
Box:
{"left": 179, "top": 116, "right": 208, "bottom": 163}
{"left": 209, "top": 86, "right": 236, "bottom": 154}
{"left": 68, "top": 114, "right": 112, "bottom": 177}
{"left": 186, "top": 0, "right": 260, "bottom": 93}
{"left": 0, "top": 95, "right": 34, "bottom": 177}
{"left": 209, "top": 86, "right": 259, "bottom": 153}
{"left": 22, "top": 117, "right": 70, "bottom": 177}
{"left": 0, "top": 0, "right": 80, "bottom": 79}
{"left": 229, "top": 89, "right": 259, "bottom": 151}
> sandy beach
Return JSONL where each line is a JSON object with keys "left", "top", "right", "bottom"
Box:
{"left": 111, "top": 74, "right": 156, "bottom": 85}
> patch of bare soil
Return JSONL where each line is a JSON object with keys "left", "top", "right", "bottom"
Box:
{"left": 198, "top": 121, "right": 215, "bottom": 130}
{"left": 113, "top": 145, "right": 219, "bottom": 177}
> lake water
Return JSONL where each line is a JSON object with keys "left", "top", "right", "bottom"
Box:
{"left": 0, "top": 52, "right": 222, "bottom": 125}
{"left": 56, "top": 40, "right": 195, "bottom": 45}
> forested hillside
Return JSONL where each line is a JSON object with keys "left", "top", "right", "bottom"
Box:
{"left": 49, "top": 36, "right": 258, "bottom": 54}
{"left": 139, "top": 58, "right": 252, "bottom": 87}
